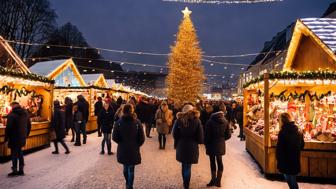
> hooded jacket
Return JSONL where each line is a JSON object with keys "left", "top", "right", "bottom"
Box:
{"left": 204, "top": 111, "right": 231, "bottom": 156}
{"left": 276, "top": 121, "right": 304, "bottom": 175}
{"left": 5, "top": 106, "right": 31, "bottom": 149}
{"left": 173, "top": 109, "right": 204, "bottom": 164}
{"left": 113, "top": 114, "right": 145, "bottom": 165}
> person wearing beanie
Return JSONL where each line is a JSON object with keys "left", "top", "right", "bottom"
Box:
{"left": 173, "top": 104, "right": 204, "bottom": 189}
{"left": 155, "top": 101, "right": 173, "bottom": 149}
{"left": 51, "top": 100, "right": 70, "bottom": 154}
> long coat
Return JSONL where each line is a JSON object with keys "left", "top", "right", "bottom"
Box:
{"left": 113, "top": 115, "right": 145, "bottom": 165}
{"left": 94, "top": 100, "right": 103, "bottom": 116}
{"left": 5, "top": 107, "right": 31, "bottom": 149}
{"left": 173, "top": 110, "right": 204, "bottom": 164}
{"left": 204, "top": 112, "right": 231, "bottom": 156}
{"left": 98, "top": 108, "right": 114, "bottom": 134}
{"left": 276, "top": 122, "right": 304, "bottom": 175}
{"left": 51, "top": 107, "right": 66, "bottom": 141}
{"left": 135, "top": 101, "right": 150, "bottom": 123}
{"left": 77, "top": 99, "right": 89, "bottom": 122}
{"left": 64, "top": 101, "right": 73, "bottom": 129}
{"left": 155, "top": 108, "right": 173, "bottom": 135}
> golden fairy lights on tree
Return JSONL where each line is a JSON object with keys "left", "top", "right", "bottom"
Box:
{"left": 166, "top": 7, "right": 205, "bottom": 104}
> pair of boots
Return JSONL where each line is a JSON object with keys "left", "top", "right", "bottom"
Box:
{"left": 159, "top": 135, "right": 166, "bottom": 149}
{"left": 207, "top": 171, "right": 223, "bottom": 187}
{"left": 101, "top": 143, "right": 113, "bottom": 155}
{"left": 52, "top": 141, "right": 70, "bottom": 154}
{"left": 8, "top": 166, "right": 24, "bottom": 177}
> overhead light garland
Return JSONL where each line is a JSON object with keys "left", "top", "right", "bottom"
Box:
{"left": 162, "top": 0, "right": 283, "bottom": 4}
{"left": 5, "top": 39, "right": 285, "bottom": 59}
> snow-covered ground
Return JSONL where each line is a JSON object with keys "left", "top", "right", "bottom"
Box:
{"left": 0, "top": 129, "right": 334, "bottom": 189}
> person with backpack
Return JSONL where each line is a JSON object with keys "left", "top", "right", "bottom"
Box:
{"left": 204, "top": 104, "right": 231, "bottom": 187}
{"left": 112, "top": 103, "right": 145, "bottom": 189}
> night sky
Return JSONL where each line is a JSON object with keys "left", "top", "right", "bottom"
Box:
{"left": 51, "top": 0, "right": 334, "bottom": 87}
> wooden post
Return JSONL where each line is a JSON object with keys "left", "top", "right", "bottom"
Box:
{"left": 263, "top": 73, "right": 270, "bottom": 174}
{"left": 264, "top": 73, "right": 270, "bottom": 148}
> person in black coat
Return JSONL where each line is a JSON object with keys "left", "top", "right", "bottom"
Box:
{"left": 73, "top": 105, "right": 83, "bottom": 146}
{"left": 94, "top": 97, "right": 103, "bottom": 137}
{"left": 232, "top": 102, "right": 244, "bottom": 141}
{"left": 5, "top": 102, "right": 31, "bottom": 177}
{"left": 51, "top": 100, "right": 70, "bottom": 155}
{"left": 76, "top": 95, "right": 89, "bottom": 144}
{"left": 135, "top": 97, "right": 152, "bottom": 138}
{"left": 64, "top": 97, "right": 74, "bottom": 142}
{"left": 204, "top": 105, "right": 231, "bottom": 187}
{"left": 276, "top": 112, "right": 304, "bottom": 189}
{"left": 173, "top": 104, "right": 204, "bottom": 189}
{"left": 113, "top": 103, "right": 145, "bottom": 189}
{"left": 99, "top": 102, "right": 114, "bottom": 155}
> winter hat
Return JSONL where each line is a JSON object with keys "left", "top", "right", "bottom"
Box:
{"left": 182, "top": 104, "right": 194, "bottom": 113}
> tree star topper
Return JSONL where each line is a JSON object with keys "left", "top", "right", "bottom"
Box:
{"left": 182, "top": 7, "right": 192, "bottom": 17}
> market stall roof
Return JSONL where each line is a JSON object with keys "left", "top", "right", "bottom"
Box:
{"left": 29, "top": 58, "right": 86, "bottom": 87}
{"left": 0, "top": 36, "right": 30, "bottom": 73}
{"left": 106, "top": 79, "right": 116, "bottom": 88}
{"left": 284, "top": 18, "right": 336, "bottom": 71}
{"left": 82, "top": 73, "right": 108, "bottom": 88}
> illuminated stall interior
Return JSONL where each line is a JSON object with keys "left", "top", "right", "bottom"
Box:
{"left": 243, "top": 18, "right": 336, "bottom": 178}
{"left": 0, "top": 36, "right": 54, "bottom": 157}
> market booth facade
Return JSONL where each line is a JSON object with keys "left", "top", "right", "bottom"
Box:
{"left": 0, "top": 37, "right": 54, "bottom": 158}
{"left": 82, "top": 73, "right": 111, "bottom": 132}
{"left": 243, "top": 18, "right": 336, "bottom": 179}
{"left": 29, "top": 58, "right": 100, "bottom": 131}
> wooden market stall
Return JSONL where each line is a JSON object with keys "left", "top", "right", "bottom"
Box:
{"left": 82, "top": 73, "right": 111, "bottom": 132}
{"left": 29, "top": 58, "right": 99, "bottom": 131}
{"left": 243, "top": 18, "right": 336, "bottom": 179}
{"left": 0, "top": 36, "right": 54, "bottom": 158}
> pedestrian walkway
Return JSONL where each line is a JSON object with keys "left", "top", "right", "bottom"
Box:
{"left": 0, "top": 130, "right": 333, "bottom": 189}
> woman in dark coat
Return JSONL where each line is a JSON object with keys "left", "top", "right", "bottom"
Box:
{"left": 173, "top": 104, "right": 204, "bottom": 189}
{"left": 204, "top": 105, "right": 231, "bottom": 187}
{"left": 51, "top": 100, "right": 70, "bottom": 154}
{"left": 98, "top": 102, "right": 114, "bottom": 155}
{"left": 113, "top": 103, "right": 145, "bottom": 189}
{"left": 73, "top": 105, "right": 83, "bottom": 146}
{"left": 64, "top": 97, "right": 74, "bottom": 142}
{"left": 5, "top": 102, "right": 31, "bottom": 176}
{"left": 276, "top": 113, "right": 304, "bottom": 189}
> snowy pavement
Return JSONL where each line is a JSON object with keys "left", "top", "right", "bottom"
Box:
{"left": 0, "top": 129, "right": 334, "bottom": 189}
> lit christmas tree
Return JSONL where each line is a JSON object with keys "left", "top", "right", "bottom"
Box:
{"left": 166, "top": 7, "right": 205, "bottom": 104}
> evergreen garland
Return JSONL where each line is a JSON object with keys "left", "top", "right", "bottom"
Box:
{"left": 270, "top": 90, "right": 332, "bottom": 101}
{"left": 0, "top": 66, "right": 54, "bottom": 84}
{"left": 243, "top": 70, "right": 336, "bottom": 88}
{"left": 0, "top": 85, "right": 43, "bottom": 100}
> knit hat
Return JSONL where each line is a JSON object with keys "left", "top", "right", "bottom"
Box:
{"left": 182, "top": 104, "right": 194, "bottom": 113}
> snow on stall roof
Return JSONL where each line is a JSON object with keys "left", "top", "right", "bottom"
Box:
{"left": 301, "top": 18, "right": 336, "bottom": 53}
{"left": 106, "top": 79, "right": 115, "bottom": 87}
{"left": 82, "top": 74, "right": 102, "bottom": 84}
{"left": 29, "top": 59, "right": 68, "bottom": 76}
